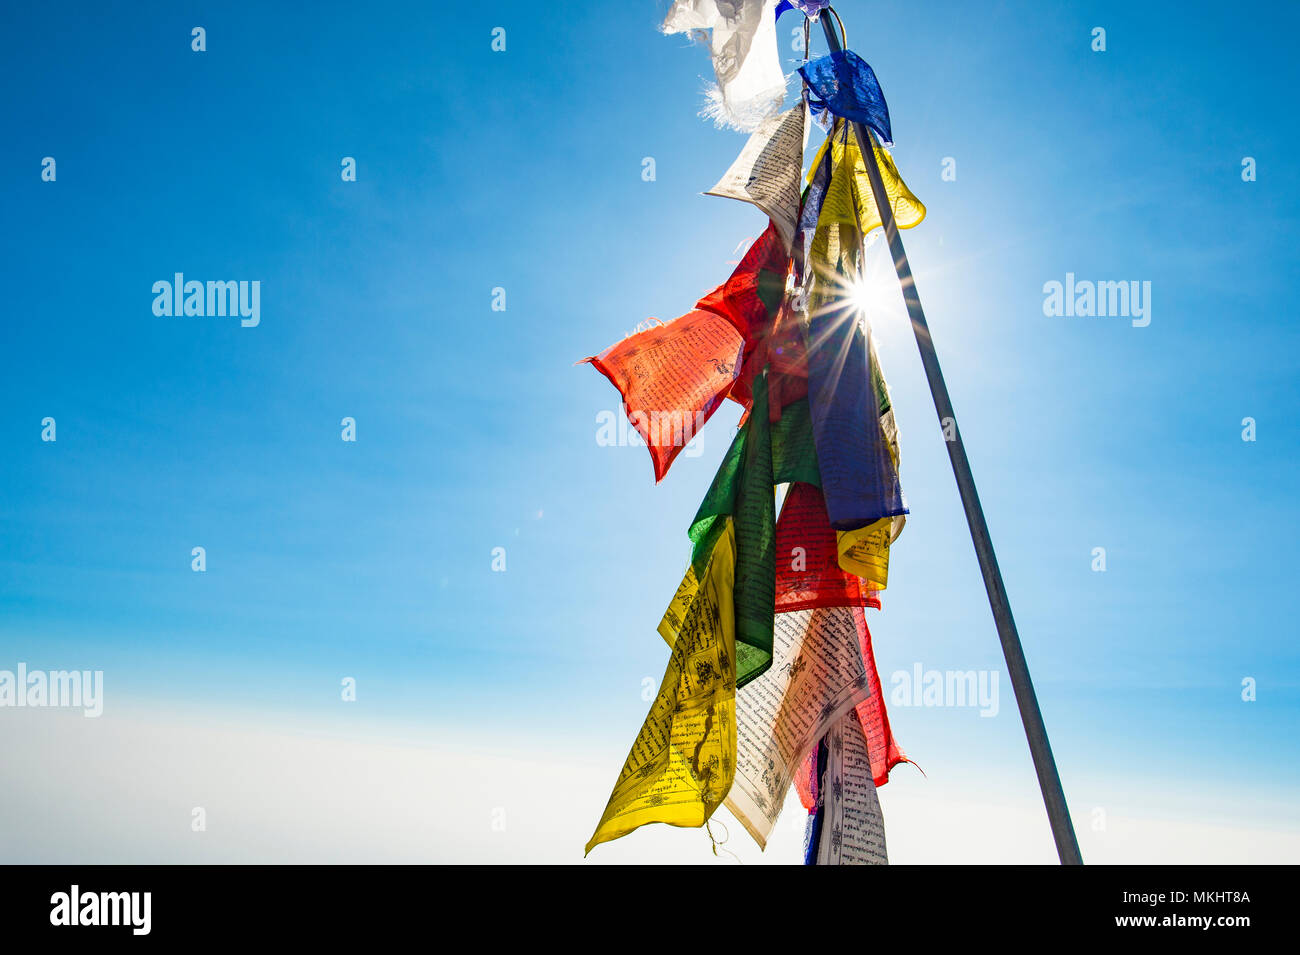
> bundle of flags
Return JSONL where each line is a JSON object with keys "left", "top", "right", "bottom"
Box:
{"left": 581, "top": 1, "right": 925, "bottom": 865}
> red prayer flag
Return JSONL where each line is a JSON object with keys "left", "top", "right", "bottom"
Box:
{"left": 695, "top": 221, "right": 789, "bottom": 341}
{"left": 775, "top": 482, "right": 879, "bottom": 613}
{"left": 698, "top": 222, "right": 806, "bottom": 417}
{"left": 582, "top": 308, "right": 742, "bottom": 482}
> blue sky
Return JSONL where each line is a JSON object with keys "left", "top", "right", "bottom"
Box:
{"left": 1, "top": 0, "right": 1298, "bottom": 862}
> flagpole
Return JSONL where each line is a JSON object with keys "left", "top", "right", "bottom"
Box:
{"left": 818, "top": 11, "right": 1083, "bottom": 865}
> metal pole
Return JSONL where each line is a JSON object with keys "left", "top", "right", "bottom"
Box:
{"left": 818, "top": 13, "right": 1083, "bottom": 865}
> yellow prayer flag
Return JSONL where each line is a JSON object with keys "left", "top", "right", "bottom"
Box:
{"left": 836, "top": 518, "right": 892, "bottom": 590}
{"left": 807, "top": 120, "right": 925, "bottom": 262}
{"left": 657, "top": 554, "right": 702, "bottom": 649}
{"left": 585, "top": 521, "right": 738, "bottom": 854}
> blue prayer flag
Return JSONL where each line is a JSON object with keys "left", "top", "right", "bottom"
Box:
{"left": 798, "top": 50, "right": 893, "bottom": 146}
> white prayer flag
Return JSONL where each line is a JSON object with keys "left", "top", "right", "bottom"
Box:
{"left": 662, "top": 0, "right": 789, "bottom": 131}
{"left": 705, "top": 103, "right": 808, "bottom": 251}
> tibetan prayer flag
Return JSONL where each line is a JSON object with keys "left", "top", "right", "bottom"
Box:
{"left": 726, "top": 606, "right": 874, "bottom": 848}
{"left": 850, "top": 603, "right": 905, "bottom": 785}
{"left": 725, "top": 277, "right": 811, "bottom": 421}
{"left": 805, "top": 298, "right": 908, "bottom": 531}
{"left": 801, "top": 143, "right": 909, "bottom": 536}
{"left": 585, "top": 521, "right": 738, "bottom": 854}
{"left": 806, "top": 709, "right": 889, "bottom": 864}
{"left": 834, "top": 333, "right": 906, "bottom": 581}
{"left": 662, "top": 0, "right": 787, "bottom": 131}
{"left": 687, "top": 375, "right": 821, "bottom": 686}
{"left": 768, "top": 391, "right": 820, "bottom": 486}
{"left": 796, "top": 605, "right": 905, "bottom": 807}
{"left": 802, "top": 738, "right": 829, "bottom": 864}
{"left": 689, "top": 376, "right": 776, "bottom": 687}
{"left": 776, "top": 481, "right": 882, "bottom": 610}
{"left": 581, "top": 309, "right": 742, "bottom": 483}
{"left": 696, "top": 221, "right": 788, "bottom": 347}
{"left": 705, "top": 103, "right": 808, "bottom": 252}
{"left": 799, "top": 50, "right": 893, "bottom": 146}
{"left": 836, "top": 519, "right": 893, "bottom": 590}
{"left": 587, "top": 5, "right": 936, "bottom": 865}
{"left": 808, "top": 119, "right": 925, "bottom": 250}
{"left": 793, "top": 129, "right": 834, "bottom": 287}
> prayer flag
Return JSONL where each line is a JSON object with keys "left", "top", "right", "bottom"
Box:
{"left": 805, "top": 708, "right": 889, "bottom": 864}
{"left": 581, "top": 309, "right": 742, "bottom": 483}
{"left": 705, "top": 104, "right": 808, "bottom": 251}
{"left": 808, "top": 119, "right": 925, "bottom": 247}
{"left": 799, "top": 50, "right": 893, "bottom": 145}
{"left": 689, "top": 375, "right": 776, "bottom": 686}
{"left": 696, "top": 221, "right": 788, "bottom": 347}
{"left": 662, "top": 0, "right": 788, "bottom": 131}
{"left": 776, "top": 481, "right": 882, "bottom": 611}
{"left": 585, "top": 521, "right": 738, "bottom": 854}
{"left": 796, "top": 605, "right": 905, "bottom": 807}
{"left": 726, "top": 605, "right": 875, "bottom": 848}
{"left": 586, "top": 13, "right": 935, "bottom": 861}
{"left": 805, "top": 296, "right": 908, "bottom": 531}
{"left": 688, "top": 374, "right": 823, "bottom": 686}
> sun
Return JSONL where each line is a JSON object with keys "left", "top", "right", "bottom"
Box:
{"left": 846, "top": 274, "right": 875, "bottom": 316}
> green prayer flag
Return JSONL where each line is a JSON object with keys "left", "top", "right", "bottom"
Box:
{"left": 686, "top": 374, "right": 823, "bottom": 687}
